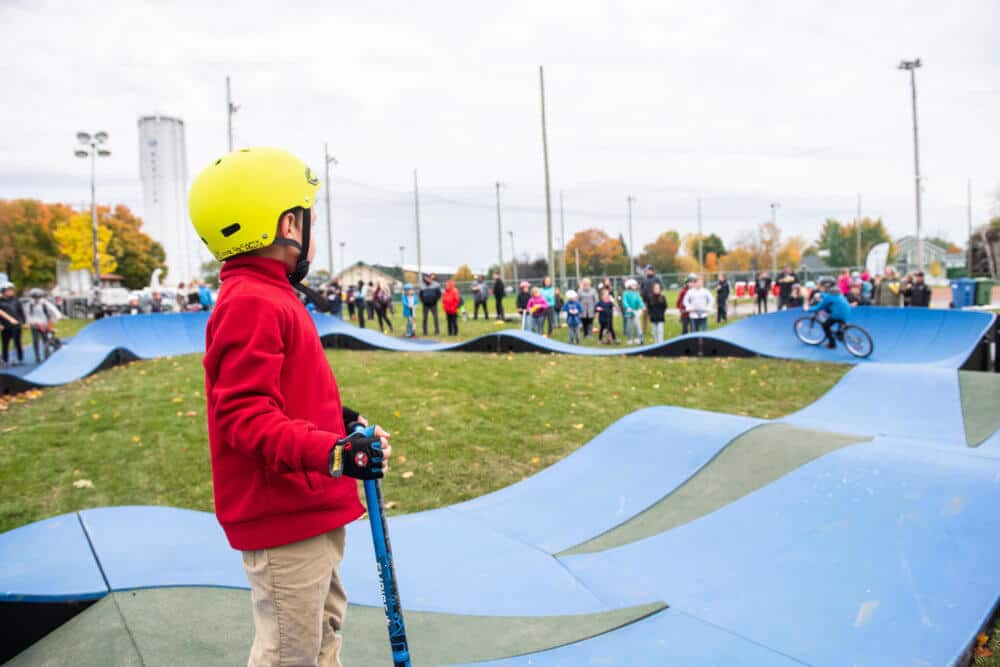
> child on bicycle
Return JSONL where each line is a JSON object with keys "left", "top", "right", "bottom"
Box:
{"left": 25, "top": 288, "right": 62, "bottom": 362}
{"left": 806, "top": 277, "right": 851, "bottom": 349}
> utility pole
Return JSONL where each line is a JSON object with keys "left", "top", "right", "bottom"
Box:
{"left": 899, "top": 58, "right": 924, "bottom": 271}
{"left": 226, "top": 76, "right": 239, "bottom": 152}
{"left": 966, "top": 179, "right": 972, "bottom": 276}
{"left": 769, "top": 202, "right": 780, "bottom": 275}
{"left": 323, "top": 143, "right": 338, "bottom": 276}
{"left": 697, "top": 198, "right": 704, "bottom": 273}
{"left": 399, "top": 245, "right": 405, "bottom": 268}
{"left": 538, "top": 66, "right": 554, "bottom": 277}
{"left": 559, "top": 190, "right": 567, "bottom": 288}
{"left": 413, "top": 169, "right": 422, "bottom": 279}
{"left": 627, "top": 195, "right": 635, "bottom": 275}
{"left": 574, "top": 248, "right": 581, "bottom": 284}
{"left": 339, "top": 241, "right": 346, "bottom": 272}
{"left": 495, "top": 182, "right": 504, "bottom": 280}
{"left": 855, "top": 193, "right": 863, "bottom": 268}
{"left": 508, "top": 230, "right": 518, "bottom": 284}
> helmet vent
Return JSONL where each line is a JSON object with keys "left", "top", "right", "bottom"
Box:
{"left": 215, "top": 158, "right": 223, "bottom": 165}
{"left": 221, "top": 223, "right": 241, "bottom": 237}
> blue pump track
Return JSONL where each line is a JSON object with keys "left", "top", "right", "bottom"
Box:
{"left": 2, "top": 308, "right": 999, "bottom": 665}
{"left": 0, "top": 307, "right": 994, "bottom": 394}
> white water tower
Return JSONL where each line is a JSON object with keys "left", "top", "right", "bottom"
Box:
{"left": 137, "top": 115, "right": 201, "bottom": 285}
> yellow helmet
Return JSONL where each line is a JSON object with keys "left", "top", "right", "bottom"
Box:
{"left": 188, "top": 147, "right": 320, "bottom": 261}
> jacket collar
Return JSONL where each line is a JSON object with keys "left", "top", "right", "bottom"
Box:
{"left": 220, "top": 255, "right": 294, "bottom": 291}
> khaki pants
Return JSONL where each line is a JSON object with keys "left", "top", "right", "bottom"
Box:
{"left": 242, "top": 528, "right": 348, "bottom": 667}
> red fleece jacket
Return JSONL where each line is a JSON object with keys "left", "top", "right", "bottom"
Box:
{"left": 204, "top": 256, "right": 364, "bottom": 550}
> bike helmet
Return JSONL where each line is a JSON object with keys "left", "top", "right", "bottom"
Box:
{"left": 403, "top": 283, "right": 413, "bottom": 291}
{"left": 189, "top": 147, "right": 319, "bottom": 262}
{"left": 29, "top": 288, "right": 45, "bottom": 298}
{"left": 0, "top": 281, "right": 14, "bottom": 290}
{"left": 818, "top": 277, "right": 835, "bottom": 289}
{"left": 805, "top": 280, "right": 816, "bottom": 289}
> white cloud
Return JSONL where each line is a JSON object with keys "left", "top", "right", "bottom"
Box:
{"left": 0, "top": 0, "right": 997, "bottom": 272}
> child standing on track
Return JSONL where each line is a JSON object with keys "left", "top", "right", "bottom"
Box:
{"left": 562, "top": 289, "right": 583, "bottom": 344}
{"left": 621, "top": 279, "right": 644, "bottom": 345}
{"left": 596, "top": 287, "right": 617, "bottom": 344}
{"left": 402, "top": 283, "right": 417, "bottom": 337}
{"left": 646, "top": 282, "right": 668, "bottom": 343}
{"left": 189, "top": 147, "right": 392, "bottom": 667}
{"left": 682, "top": 277, "right": 714, "bottom": 333}
{"left": 526, "top": 287, "right": 549, "bottom": 335}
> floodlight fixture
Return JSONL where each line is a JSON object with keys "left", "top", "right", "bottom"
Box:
{"left": 94, "top": 131, "right": 109, "bottom": 143}
{"left": 97, "top": 149, "right": 111, "bottom": 157}
{"left": 74, "top": 150, "right": 89, "bottom": 158}
{"left": 76, "top": 131, "right": 91, "bottom": 144}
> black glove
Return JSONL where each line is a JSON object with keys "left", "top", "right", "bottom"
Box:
{"left": 342, "top": 405, "right": 360, "bottom": 426}
{"left": 329, "top": 426, "right": 384, "bottom": 480}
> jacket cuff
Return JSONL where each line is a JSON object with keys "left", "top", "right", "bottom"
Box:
{"left": 306, "top": 430, "right": 338, "bottom": 473}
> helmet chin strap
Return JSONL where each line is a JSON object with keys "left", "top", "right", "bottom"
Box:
{"left": 273, "top": 208, "right": 335, "bottom": 312}
{"left": 272, "top": 207, "right": 312, "bottom": 285}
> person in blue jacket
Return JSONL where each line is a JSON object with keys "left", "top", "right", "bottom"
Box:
{"left": 401, "top": 283, "right": 418, "bottom": 338}
{"left": 807, "top": 276, "right": 852, "bottom": 349}
{"left": 197, "top": 280, "right": 214, "bottom": 311}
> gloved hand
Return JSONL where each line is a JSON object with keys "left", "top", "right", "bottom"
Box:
{"left": 329, "top": 425, "right": 384, "bottom": 480}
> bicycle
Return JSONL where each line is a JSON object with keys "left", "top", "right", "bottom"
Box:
{"left": 793, "top": 313, "right": 873, "bottom": 359}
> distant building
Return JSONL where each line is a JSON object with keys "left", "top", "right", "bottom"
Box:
{"left": 894, "top": 236, "right": 947, "bottom": 272}
{"left": 799, "top": 254, "right": 832, "bottom": 275}
{"left": 137, "top": 115, "right": 203, "bottom": 285}
{"left": 331, "top": 262, "right": 461, "bottom": 289}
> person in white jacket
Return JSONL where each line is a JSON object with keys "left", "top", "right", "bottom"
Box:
{"left": 682, "top": 277, "right": 715, "bottom": 332}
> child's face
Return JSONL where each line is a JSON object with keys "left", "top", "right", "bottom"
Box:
{"left": 652, "top": 284, "right": 662, "bottom": 295}
{"left": 600, "top": 289, "right": 609, "bottom": 300}
{"left": 694, "top": 279, "right": 704, "bottom": 289}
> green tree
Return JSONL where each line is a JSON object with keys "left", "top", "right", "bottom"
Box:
{"left": 202, "top": 260, "right": 221, "bottom": 288}
{"left": 683, "top": 233, "right": 726, "bottom": 259}
{"left": 53, "top": 212, "right": 117, "bottom": 275}
{"left": 839, "top": 217, "right": 892, "bottom": 266}
{"left": 816, "top": 219, "right": 849, "bottom": 267}
{"left": 0, "top": 199, "right": 71, "bottom": 289}
{"left": 638, "top": 231, "right": 681, "bottom": 273}
{"left": 101, "top": 205, "right": 167, "bottom": 289}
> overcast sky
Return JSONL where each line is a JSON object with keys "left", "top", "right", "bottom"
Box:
{"left": 2, "top": 0, "right": 998, "bottom": 272}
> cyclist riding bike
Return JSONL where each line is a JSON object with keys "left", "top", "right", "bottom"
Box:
{"left": 806, "top": 277, "right": 851, "bottom": 349}
{"left": 25, "top": 288, "right": 62, "bottom": 362}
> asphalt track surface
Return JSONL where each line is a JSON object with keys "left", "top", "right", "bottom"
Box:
{"left": 2, "top": 307, "right": 999, "bottom": 665}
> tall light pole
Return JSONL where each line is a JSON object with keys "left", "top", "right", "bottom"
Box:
{"left": 399, "top": 245, "right": 405, "bottom": 268}
{"left": 697, "top": 198, "right": 704, "bottom": 273}
{"left": 538, "top": 66, "right": 554, "bottom": 276}
{"left": 966, "top": 179, "right": 973, "bottom": 276}
{"left": 769, "top": 202, "right": 780, "bottom": 275}
{"left": 508, "top": 230, "right": 519, "bottom": 285}
{"left": 855, "top": 193, "right": 863, "bottom": 268}
{"left": 413, "top": 169, "right": 422, "bottom": 279}
{"left": 899, "top": 58, "right": 924, "bottom": 271}
{"left": 627, "top": 195, "right": 635, "bottom": 275}
{"left": 559, "top": 190, "right": 567, "bottom": 288}
{"left": 226, "top": 76, "right": 239, "bottom": 152}
{"left": 495, "top": 182, "right": 505, "bottom": 280}
{"left": 74, "top": 131, "right": 111, "bottom": 285}
{"left": 339, "top": 241, "right": 346, "bottom": 272}
{"left": 323, "top": 144, "right": 338, "bottom": 276}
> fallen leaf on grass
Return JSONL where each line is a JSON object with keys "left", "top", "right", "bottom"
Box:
{"left": 185, "top": 411, "right": 197, "bottom": 417}
{"left": 73, "top": 479, "right": 94, "bottom": 489}
{"left": 397, "top": 455, "right": 407, "bottom": 464}
{"left": 573, "top": 423, "right": 584, "bottom": 429}
{"left": 401, "top": 471, "right": 415, "bottom": 479}
{"left": 530, "top": 456, "right": 541, "bottom": 464}
{"left": 132, "top": 435, "right": 141, "bottom": 443}
{"left": 425, "top": 426, "right": 435, "bottom": 432}
{"left": 385, "top": 501, "right": 398, "bottom": 509}
{"left": 91, "top": 413, "right": 101, "bottom": 420}
{"left": 2, "top": 426, "right": 16, "bottom": 433}
{"left": 393, "top": 410, "right": 401, "bottom": 417}
{"left": 171, "top": 397, "right": 184, "bottom": 403}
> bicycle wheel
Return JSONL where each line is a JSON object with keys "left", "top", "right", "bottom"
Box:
{"left": 842, "top": 325, "right": 873, "bottom": 359}
{"left": 793, "top": 316, "right": 825, "bottom": 345}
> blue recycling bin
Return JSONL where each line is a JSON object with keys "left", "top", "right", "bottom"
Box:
{"left": 949, "top": 278, "right": 976, "bottom": 308}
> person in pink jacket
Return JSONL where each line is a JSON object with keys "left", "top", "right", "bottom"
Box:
{"left": 526, "top": 287, "right": 549, "bottom": 335}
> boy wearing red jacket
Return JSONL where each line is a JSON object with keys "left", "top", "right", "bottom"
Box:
{"left": 189, "top": 147, "right": 391, "bottom": 667}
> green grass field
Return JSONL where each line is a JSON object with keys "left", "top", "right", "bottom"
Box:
{"left": 0, "top": 350, "right": 846, "bottom": 533}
